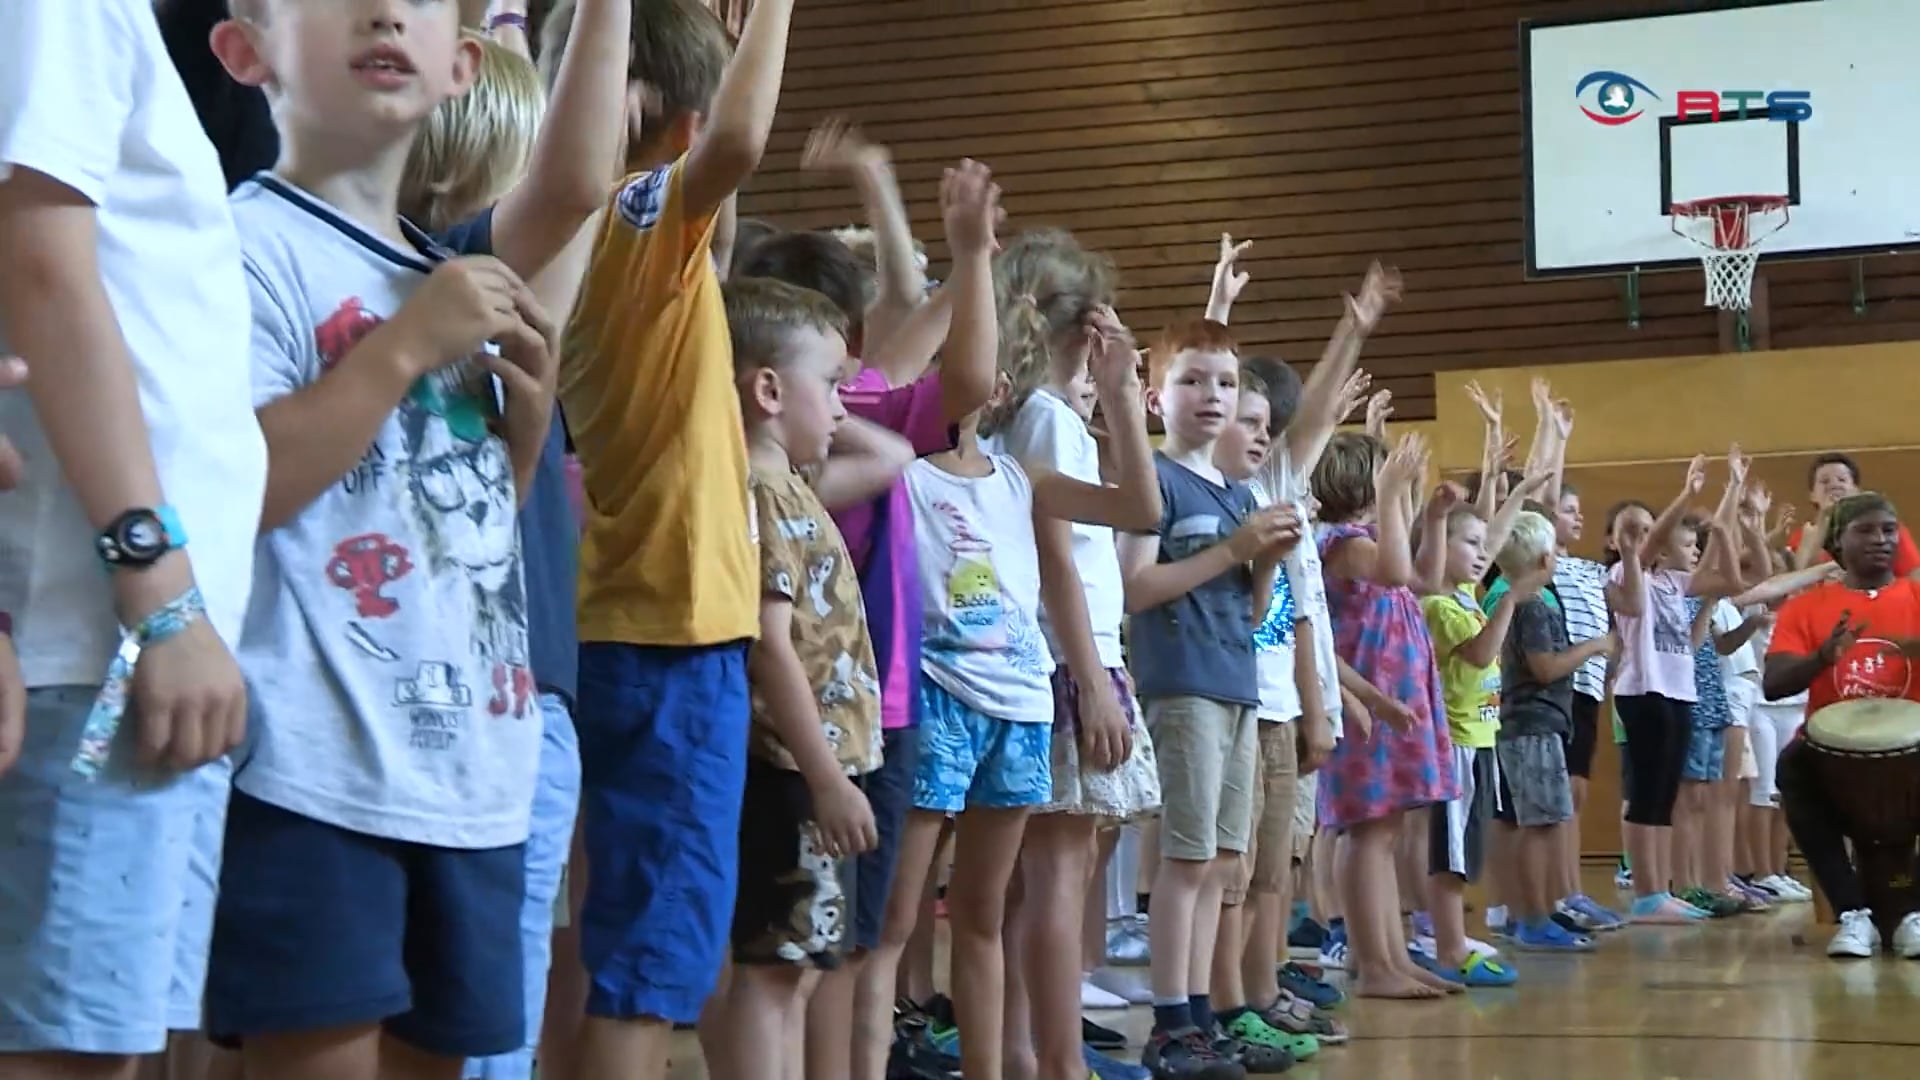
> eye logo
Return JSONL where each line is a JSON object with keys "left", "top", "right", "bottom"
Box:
{"left": 1575, "top": 71, "right": 1660, "bottom": 125}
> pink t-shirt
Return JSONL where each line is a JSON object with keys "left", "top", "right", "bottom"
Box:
{"left": 836, "top": 367, "right": 956, "bottom": 730}
{"left": 1608, "top": 564, "right": 1698, "bottom": 702}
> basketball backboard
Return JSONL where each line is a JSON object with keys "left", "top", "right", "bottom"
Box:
{"left": 1521, "top": 0, "right": 1920, "bottom": 279}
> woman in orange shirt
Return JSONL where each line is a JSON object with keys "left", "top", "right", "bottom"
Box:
{"left": 1766, "top": 492, "right": 1920, "bottom": 959}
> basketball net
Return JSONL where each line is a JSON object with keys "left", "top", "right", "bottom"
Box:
{"left": 1670, "top": 196, "right": 1790, "bottom": 312}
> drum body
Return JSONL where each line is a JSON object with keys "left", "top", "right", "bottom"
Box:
{"left": 1805, "top": 699, "right": 1920, "bottom": 936}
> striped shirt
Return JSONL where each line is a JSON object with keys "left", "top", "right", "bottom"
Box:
{"left": 1554, "top": 555, "right": 1612, "bottom": 700}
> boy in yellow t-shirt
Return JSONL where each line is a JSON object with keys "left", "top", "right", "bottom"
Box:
{"left": 1416, "top": 505, "right": 1528, "bottom": 987}
{"left": 546, "top": 1, "right": 800, "bottom": 1075}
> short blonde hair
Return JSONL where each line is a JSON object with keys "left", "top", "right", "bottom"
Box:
{"left": 400, "top": 35, "right": 546, "bottom": 233}
{"left": 1496, "top": 510, "right": 1557, "bottom": 576}
{"left": 725, "top": 277, "right": 850, "bottom": 376}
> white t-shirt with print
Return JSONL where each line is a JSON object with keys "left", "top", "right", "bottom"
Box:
{"left": 1257, "top": 445, "right": 1342, "bottom": 737}
{"left": 1712, "top": 599, "right": 1763, "bottom": 726}
{"left": 906, "top": 454, "right": 1056, "bottom": 724}
{"left": 994, "top": 389, "right": 1125, "bottom": 669}
{"left": 0, "top": 0, "right": 268, "bottom": 686}
{"left": 230, "top": 176, "right": 537, "bottom": 850}
{"left": 1249, "top": 483, "right": 1302, "bottom": 723}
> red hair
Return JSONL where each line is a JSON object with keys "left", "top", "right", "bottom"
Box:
{"left": 1148, "top": 318, "right": 1238, "bottom": 385}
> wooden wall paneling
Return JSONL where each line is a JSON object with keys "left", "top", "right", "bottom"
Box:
{"left": 738, "top": 0, "right": 1920, "bottom": 423}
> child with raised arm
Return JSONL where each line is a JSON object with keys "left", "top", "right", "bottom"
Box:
{"left": 0, "top": 3, "right": 266, "bottom": 1074}
{"left": 987, "top": 229, "right": 1164, "bottom": 1080}
{"left": 1309, "top": 431, "right": 1457, "bottom": 1000}
{"left": 1120, "top": 317, "right": 1301, "bottom": 1080}
{"left": 200, "top": 1, "right": 559, "bottom": 1076}
{"left": 889, "top": 258, "right": 1161, "bottom": 1080}
{"left": 539, "top": 0, "right": 799, "bottom": 1074}
{"left": 701, "top": 276, "right": 910, "bottom": 1080}
{"left": 1493, "top": 512, "right": 1616, "bottom": 951}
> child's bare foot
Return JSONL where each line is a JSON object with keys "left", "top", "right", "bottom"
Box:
{"left": 1352, "top": 971, "right": 1446, "bottom": 999}
{"left": 1399, "top": 956, "right": 1463, "bottom": 994}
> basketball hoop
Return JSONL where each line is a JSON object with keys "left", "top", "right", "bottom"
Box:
{"left": 1669, "top": 195, "right": 1790, "bottom": 311}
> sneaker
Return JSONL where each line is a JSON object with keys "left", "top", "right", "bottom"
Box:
{"left": 1315, "top": 923, "right": 1348, "bottom": 970}
{"left": 1549, "top": 910, "right": 1596, "bottom": 943}
{"left": 1726, "top": 878, "right": 1775, "bottom": 911}
{"left": 1630, "top": 892, "right": 1709, "bottom": 924}
{"left": 1896, "top": 913, "right": 1920, "bottom": 960}
{"left": 1760, "top": 873, "right": 1813, "bottom": 902}
{"left": 1285, "top": 917, "right": 1327, "bottom": 956}
{"left": 1085, "top": 1015, "right": 1129, "bottom": 1051}
{"left": 1277, "top": 963, "right": 1344, "bottom": 1009}
{"left": 1512, "top": 918, "right": 1597, "bottom": 952}
{"left": 1085, "top": 1043, "right": 1153, "bottom": 1080}
{"left": 1258, "top": 992, "right": 1349, "bottom": 1046}
{"left": 1209, "top": 1025, "right": 1293, "bottom": 1073}
{"left": 1776, "top": 873, "right": 1817, "bottom": 901}
{"left": 1223, "top": 1008, "right": 1317, "bottom": 1062}
{"left": 1084, "top": 978, "right": 1130, "bottom": 1012}
{"left": 1090, "top": 967, "right": 1154, "bottom": 1005}
{"left": 1677, "top": 887, "right": 1744, "bottom": 918}
{"left": 1107, "top": 914, "right": 1152, "bottom": 966}
{"left": 890, "top": 1004, "right": 962, "bottom": 1080}
{"left": 1614, "top": 862, "right": 1633, "bottom": 890}
{"left": 1562, "top": 894, "right": 1626, "bottom": 931}
{"left": 1829, "top": 909, "right": 1881, "bottom": 958}
{"left": 1410, "top": 910, "right": 1435, "bottom": 940}
{"left": 1141, "top": 1026, "right": 1246, "bottom": 1080}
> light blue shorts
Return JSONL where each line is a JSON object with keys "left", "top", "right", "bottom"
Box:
{"left": 465, "top": 693, "right": 581, "bottom": 1080}
{"left": 0, "top": 685, "right": 231, "bottom": 1054}
{"left": 911, "top": 680, "right": 1052, "bottom": 814}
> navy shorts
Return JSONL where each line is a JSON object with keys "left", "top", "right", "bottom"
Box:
{"left": 205, "top": 793, "right": 526, "bottom": 1057}
{"left": 576, "top": 641, "right": 750, "bottom": 1024}
{"left": 853, "top": 726, "right": 920, "bottom": 951}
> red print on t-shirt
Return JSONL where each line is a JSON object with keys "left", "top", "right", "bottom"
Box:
{"left": 327, "top": 532, "right": 413, "bottom": 618}
{"left": 316, "top": 298, "right": 384, "bottom": 370}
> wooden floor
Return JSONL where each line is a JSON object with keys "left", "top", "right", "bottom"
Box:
{"left": 666, "top": 868, "right": 1920, "bottom": 1078}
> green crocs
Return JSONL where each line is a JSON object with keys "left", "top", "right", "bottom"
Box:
{"left": 1225, "top": 1007, "right": 1319, "bottom": 1061}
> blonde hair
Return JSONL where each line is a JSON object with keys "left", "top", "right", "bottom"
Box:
{"left": 831, "top": 225, "right": 930, "bottom": 276}
{"left": 1496, "top": 510, "right": 1557, "bottom": 575}
{"left": 725, "top": 277, "right": 850, "bottom": 376}
{"left": 400, "top": 35, "right": 546, "bottom": 233}
{"left": 982, "top": 229, "right": 1116, "bottom": 435}
{"left": 230, "top": 0, "right": 490, "bottom": 28}
{"left": 1311, "top": 432, "right": 1385, "bottom": 525}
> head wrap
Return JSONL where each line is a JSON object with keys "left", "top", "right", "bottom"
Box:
{"left": 1826, "top": 491, "right": 1898, "bottom": 563}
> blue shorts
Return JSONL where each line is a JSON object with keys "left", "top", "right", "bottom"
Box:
{"left": 575, "top": 641, "right": 750, "bottom": 1024}
{"left": 0, "top": 686, "right": 229, "bottom": 1055}
{"left": 911, "top": 680, "right": 1053, "bottom": 814}
{"left": 205, "top": 793, "right": 526, "bottom": 1056}
{"left": 466, "top": 692, "right": 581, "bottom": 1080}
{"left": 1684, "top": 722, "right": 1728, "bottom": 782}
{"left": 853, "top": 725, "right": 920, "bottom": 951}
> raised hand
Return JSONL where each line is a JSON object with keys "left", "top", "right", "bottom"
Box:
{"left": 1552, "top": 398, "right": 1575, "bottom": 440}
{"left": 1334, "top": 369, "right": 1372, "bottom": 424}
{"left": 1683, "top": 453, "right": 1709, "bottom": 496}
{"left": 1531, "top": 376, "right": 1552, "bottom": 413}
{"left": 1085, "top": 306, "right": 1141, "bottom": 404}
{"left": 1345, "top": 262, "right": 1403, "bottom": 332}
{"left": 801, "top": 115, "right": 887, "bottom": 173}
{"left": 1426, "top": 479, "right": 1466, "bottom": 517}
{"left": 1464, "top": 379, "right": 1502, "bottom": 426}
{"left": 1364, "top": 388, "right": 1395, "bottom": 439}
{"left": 941, "top": 158, "right": 1003, "bottom": 258}
{"left": 1376, "top": 430, "right": 1426, "bottom": 494}
{"left": 1509, "top": 469, "right": 1555, "bottom": 503}
{"left": 1213, "top": 233, "right": 1254, "bottom": 304}
{"left": 1727, "top": 443, "right": 1750, "bottom": 488}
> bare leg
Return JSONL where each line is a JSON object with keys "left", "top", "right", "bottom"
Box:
{"left": 703, "top": 964, "right": 806, "bottom": 1080}
{"left": 1342, "top": 816, "right": 1439, "bottom": 999}
{"left": 1083, "top": 825, "right": 1119, "bottom": 973}
{"left": 1018, "top": 814, "right": 1096, "bottom": 1080}
{"left": 1565, "top": 775, "right": 1589, "bottom": 898}
{"left": 946, "top": 808, "right": 1033, "bottom": 1080}
{"left": 375, "top": 1034, "right": 466, "bottom": 1080}
{"left": 1210, "top": 899, "right": 1246, "bottom": 1014}
{"left": 1426, "top": 871, "right": 1472, "bottom": 969}
{"left": 1002, "top": 856, "right": 1037, "bottom": 1080}
{"left": 1147, "top": 856, "right": 1209, "bottom": 1012}
{"left": 1708, "top": 729, "right": 1745, "bottom": 890}
{"left": 1135, "top": 818, "right": 1160, "bottom": 905}
{"left": 7, "top": 1053, "right": 141, "bottom": 1080}
{"left": 1311, "top": 828, "right": 1338, "bottom": 923}
{"left": 853, "top": 813, "right": 948, "bottom": 1080}
{"left": 537, "top": 823, "right": 591, "bottom": 1080}
{"left": 804, "top": 955, "right": 860, "bottom": 1080}
{"left": 235, "top": 1025, "right": 382, "bottom": 1080}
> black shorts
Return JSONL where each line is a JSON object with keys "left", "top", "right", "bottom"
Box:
{"left": 1567, "top": 693, "right": 1601, "bottom": 779}
{"left": 733, "top": 760, "right": 858, "bottom": 969}
{"left": 853, "top": 726, "right": 919, "bottom": 951}
{"left": 1428, "top": 746, "right": 1496, "bottom": 881}
{"left": 1616, "top": 693, "right": 1692, "bottom": 828}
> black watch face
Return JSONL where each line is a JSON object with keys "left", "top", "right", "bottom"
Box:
{"left": 108, "top": 510, "right": 168, "bottom": 564}
{"left": 124, "top": 515, "right": 163, "bottom": 554}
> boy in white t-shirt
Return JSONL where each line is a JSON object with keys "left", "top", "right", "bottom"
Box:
{"left": 0, "top": 0, "right": 268, "bottom": 1069}
{"left": 1710, "top": 597, "right": 1769, "bottom": 906}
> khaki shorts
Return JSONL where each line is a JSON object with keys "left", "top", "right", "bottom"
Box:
{"left": 1292, "top": 771, "right": 1318, "bottom": 860}
{"left": 1227, "top": 722, "right": 1301, "bottom": 906}
{"left": 1147, "top": 696, "right": 1258, "bottom": 863}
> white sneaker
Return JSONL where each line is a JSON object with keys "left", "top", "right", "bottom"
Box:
{"left": 1080, "top": 977, "right": 1130, "bottom": 1010}
{"left": 1760, "top": 874, "right": 1813, "bottom": 902}
{"left": 1895, "top": 914, "right": 1920, "bottom": 960}
{"left": 1318, "top": 935, "right": 1349, "bottom": 970}
{"left": 1828, "top": 909, "right": 1881, "bottom": 958}
{"left": 1780, "top": 875, "right": 1816, "bottom": 902}
{"left": 1088, "top": 966, "right": 1153, "bottom": 1005}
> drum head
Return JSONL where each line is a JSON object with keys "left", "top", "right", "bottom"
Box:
{"left": 1807, "top": 698, "right": 1920, "bottom": 753}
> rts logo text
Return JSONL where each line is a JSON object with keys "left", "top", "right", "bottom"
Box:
{"left": 1575, "top": 71, "right": 1813, "bottom": 125}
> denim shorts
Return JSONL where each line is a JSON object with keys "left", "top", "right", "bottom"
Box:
{"left": 465, "top": 692, "right": 581, "bottom": 1079}
{"left": 911, "top": 680, "right": 1053, "bottom": 814}
{"left": 1684, "top": 721, "right": 1728, "bottom": 782}
{"left": 575, "top": 641, "right": 750, "bottom": 1025}
{"left": 0, "top": 686, "right": 230, "bottom": 1054}
{"left": 205, "top": 793, "right": 528, "bottom": 1057}
{"left": 853, "top": 725, "right": 919, "bottom": 952}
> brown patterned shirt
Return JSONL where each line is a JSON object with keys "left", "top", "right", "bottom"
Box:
{"left": 749, "top": 467, "right": 884, "bottom": 775}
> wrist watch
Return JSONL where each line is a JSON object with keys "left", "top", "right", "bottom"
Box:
{"left": 96, "top": 506, "right": 187, "bottom": 568}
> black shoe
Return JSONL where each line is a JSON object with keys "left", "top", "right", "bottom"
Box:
{"left": 1285, "top": 918, "right": 1327, "bottom": 952}
{"left": 1210, "top": 1027, "right": 1293, "bottom": 1074}
{"left": 1141, "top": 1026, "right": 1246, "bottom": 1079}
{"left": 1084, "top": 1014, "right": 1128, "bottom": 1051}
{"left": 889, "top": 1007, "right": 962, "bottom": 1079}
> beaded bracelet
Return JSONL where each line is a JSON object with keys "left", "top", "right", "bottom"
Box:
{"left": 73, "top": 585, "right": 209, "bottom": 778}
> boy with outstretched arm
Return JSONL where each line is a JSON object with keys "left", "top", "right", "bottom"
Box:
{"left": 201, "top": 1, "right": 557, "bottom": 1077}
{"left": 545, "top": 1, "right": 800, "bottom": 1076}
{"left": 0, "top": 3, "right": 266, "bottom": 1075}
{"left": 1120, "top": 319, "right": 1300, "bottom": 1080}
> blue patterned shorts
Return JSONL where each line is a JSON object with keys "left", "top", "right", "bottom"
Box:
{"left": 912, "top": 681, "right": 1053, "bottom": 813}
{"left": 1683, "top": 722, "right": 1727, "bottom": 782}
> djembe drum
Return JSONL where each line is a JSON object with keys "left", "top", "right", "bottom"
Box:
{"left": 1804, "top": 698, "right": 1920, "bottom": 937}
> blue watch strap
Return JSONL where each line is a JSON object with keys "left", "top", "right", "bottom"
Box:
{"left": 156, "top": 504, "right": 188, "bottom": 549}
